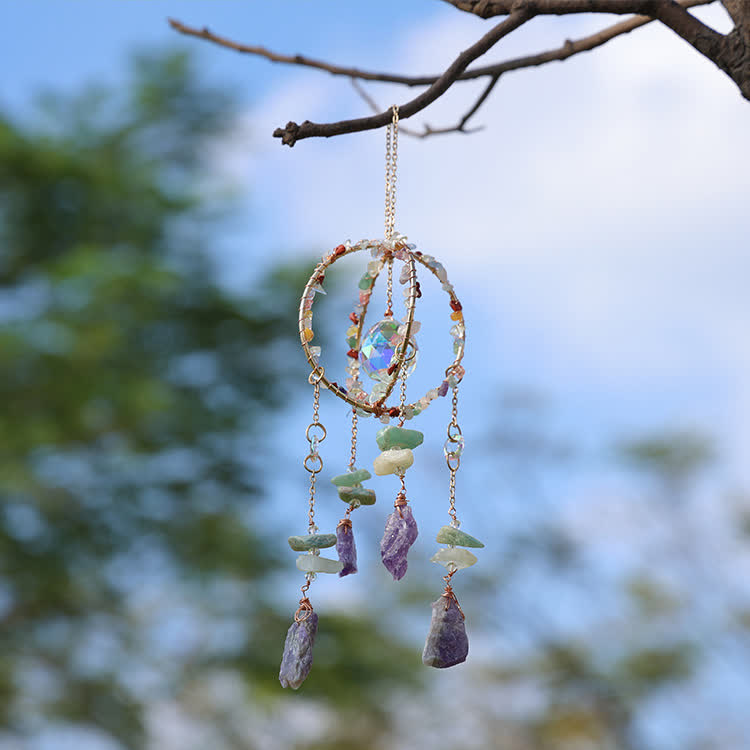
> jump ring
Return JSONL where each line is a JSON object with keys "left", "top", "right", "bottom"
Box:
{"left": 303, "top": 454, "right": 323, "bottom": 473}
{"left": 446, "top": 455, "right": 461, "bottom": 471}
{"left": 305, "top": 423, "right": 327, "bottom": 442}
{"left": 308, "top": 368, "right": 325, "bottom": 385}
{"left": 446, "top": 423, "right": 463, "bottom": 441}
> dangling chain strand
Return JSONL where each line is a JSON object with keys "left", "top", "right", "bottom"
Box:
{"left": 303, "top": 377, "right": 326, "bottom": 534}
{"left": 348, "top": 407, "right": 358, "bottom": 471}
{"left": 384, "top": 105, "right": 399, "bottom": 241}
{"left": 445, "top": 385, "right": 462, "bottom": 527}
{"left": 397, "top": 367, "right": 408, "bottom": 427}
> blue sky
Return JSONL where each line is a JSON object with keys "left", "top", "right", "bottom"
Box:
{"left": 3, "top": 3, "right": 750, "bottom": 747}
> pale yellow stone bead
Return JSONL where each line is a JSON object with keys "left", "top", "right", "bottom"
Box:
{"left": 373, "top": 448, "right": 414, "bottom": 476}
{"left": 295, "top": 555, "right": 343, "bottom": 574}
{"left": 430, "top": 547, "right": 477, "bottom": 571}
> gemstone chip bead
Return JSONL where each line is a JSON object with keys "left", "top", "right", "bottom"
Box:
{"left": 376, "top": 425, "right": 424, "bottom": 451}
{"left": 435, "top": 525, "right": 483, "bottom": 548}
{"left": 288, "top": 533, "right": 338, "bottom": 551}
{"left": 430, "top": 547, "right": 478, "bottom": 570}
{"left": 373, "top": 448, "right": 414, "bottom": 476}
{"left": 331, "top": 469, "right": 372, "bottom": 487}
{"left": 337, "top": 486, "right": 377, "bottom": 507}
{"left": 295, "top": 555, "right": 344, "bottom": 574}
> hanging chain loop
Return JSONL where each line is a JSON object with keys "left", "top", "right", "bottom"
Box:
{"left": 384, "top": 105, "right": 399, "bottom": 241}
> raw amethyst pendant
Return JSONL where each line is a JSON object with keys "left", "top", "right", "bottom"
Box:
{"left": 380, "top": 504, "right": 418, "bottom": 580}
{"left": 336, "top": 520, "right": 358, "bottom": 577}
{"left": 279, "top": 611, "right": 318, "bottom": 689}
{"left": 422, "top": 595, "right": 468, "bottom": 668}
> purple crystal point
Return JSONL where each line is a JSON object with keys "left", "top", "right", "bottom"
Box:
{"left": 380, "top": 504, "right": 418, "bottom": 581}
{"left": 422, "top": 595, "right": 469, "bottom": 669}
{"left": 336, "top": 520, "right": 358, "bottom": 577}
{"left": 279, "top": 611, "right": 318, "bottom": 689}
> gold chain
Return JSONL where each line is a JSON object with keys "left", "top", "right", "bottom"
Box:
{"left": 384, "top": 105, "right": 399, "bottom": 241}
{"left": 397, "top": 367, "right": 408, "bottom": 427}
{"left": 348, "top": 407, "right": 358, "bottom": 471}
{"left": 303, "top": 378, "right": 326, "bottom": 533}
{"left": 385, "top": 257, "right": 394, "bottom": 317}
{"left": 445, "top": 386, "right": 462, "bottom": 527}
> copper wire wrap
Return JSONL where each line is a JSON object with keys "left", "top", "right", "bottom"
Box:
{"left": 441, "top": 568, "right": 465, "bottom": 619}
{"left": 394, "top": 473, "right": 408, "bottom": 518}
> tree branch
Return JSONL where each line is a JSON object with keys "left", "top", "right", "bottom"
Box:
{"left": 352, "top": 0, "right": 711, "bottom": 138}
{"left": 270, "top": 9, "right": 534, "bottom": 146}
{"left": 444, "top": 0, "right": 730, "bottom": 73}
{"left": 169, "top": 0, "right": 749, "bottom": 138}
{"left": 167, "top": 17, "right": 430, "bottom": 86}
{"left": 168, "top": 0, "right": 713, "bottom": 89}
{"left": 442, "top": 0, "right": 711, "bottom": 16}
{"left": 351, "top": 77, "right": 491, "bottom": 138}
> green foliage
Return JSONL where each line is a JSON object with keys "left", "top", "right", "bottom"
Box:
{"left": 616, "top": 430, "right": 714, "bottom": 491}
{"left": 614, "top": 644, "right": 695, "bottom": 699}
{"left": 0, "top": 51, "right": 418, "bottom": 748}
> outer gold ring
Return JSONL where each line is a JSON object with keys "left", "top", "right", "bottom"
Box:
{"left": 298, "top": 237, "right": 465, "bottom": 418}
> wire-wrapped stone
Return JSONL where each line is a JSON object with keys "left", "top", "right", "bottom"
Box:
{"left": 336, "top": 520, "right": 358, "bottom": 577}
{"left": 279, "top": 611, "right": 318, "bottom": 689}
{"left": 422, "top": 596, "right": 468, "bottom": 669}
{"left": 380, "top": 504, "right": 418, "bottom": 580}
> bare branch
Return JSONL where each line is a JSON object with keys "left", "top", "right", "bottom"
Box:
{"left": 169, "top": 0, "right": 714, "bottom": 89}
{"left": 442, "top": 0, "right": 712, "bottom": 16}
{"left": 353, "top": 0, "right": 711, "bottom": 138}
{"left": 351, "top": 78, "right": 489, "bottom": 138}
{"left": 270, "top": 9, "right": 534, "bottom": 146}
{"left": 444, "top": 0, "right": 731, "bottom": 74}
{"left": 349, "top": 80, "right": 429, "bottom": 137}
{"left": 167, "top": 17, "right": 431, "bottom": 86}
{"left": 467, "top": 0, "right": 714, "bottom": 78}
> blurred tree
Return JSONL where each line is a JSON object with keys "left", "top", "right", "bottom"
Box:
{"left": 0, "top": 51, "right": 417, "bottom": 750}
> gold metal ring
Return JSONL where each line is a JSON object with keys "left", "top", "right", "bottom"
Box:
{"left": 305, "top": 423, "right": 327, "bottom": 442}
{"left": 298, "top": 238, "right": 465, "bottom": 417}
{"left": 303, "top": 454, "right": 323, "bottom": 473}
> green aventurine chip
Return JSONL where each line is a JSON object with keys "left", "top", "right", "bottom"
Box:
{"left": 435, "top": 525, "right": 484, "bottom": 548}
{"left": 288, "top": 533, "right": 337, "bottom": 551}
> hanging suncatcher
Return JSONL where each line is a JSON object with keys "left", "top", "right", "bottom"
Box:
{"left": 279, "top": 106, "right": 483, "bottom": 689}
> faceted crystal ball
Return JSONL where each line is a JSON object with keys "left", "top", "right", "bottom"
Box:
{"left": 359, "top": 319, "right": 418, "bottom": 382}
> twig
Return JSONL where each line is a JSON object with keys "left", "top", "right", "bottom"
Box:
{"left": 270, "top": 9, "right": 534, "bottom": 146}
{"left": 350, "top": 80, "right": 426, "bottom": 137}
{"left": 352, "top": 77, "right": 492, "bottom": 138}
{"left": 167, "top": 17, "right": 429, "bottom": 86}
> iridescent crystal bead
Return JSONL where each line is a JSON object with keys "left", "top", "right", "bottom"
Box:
{"left": 360, "top": 319, "right": 418, "bottom": 382}
{"left": 444, "top": 435, "right": 465, "bottom": 459}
